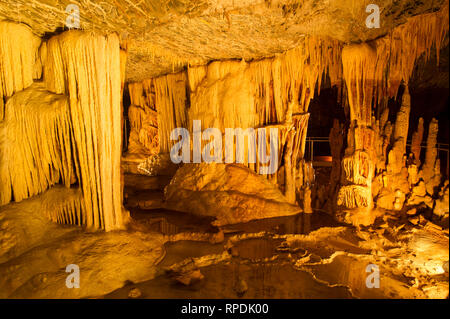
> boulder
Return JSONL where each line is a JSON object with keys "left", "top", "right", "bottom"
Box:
{"left": 164, "top": 163, "right": 301, "bottom": 226}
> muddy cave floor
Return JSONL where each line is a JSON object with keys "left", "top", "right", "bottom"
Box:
{"left": 0, "top": 172, "right": 448, "bottom": 299}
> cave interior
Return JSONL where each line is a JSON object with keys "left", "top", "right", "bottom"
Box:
{"left": 0, "top": 0, "right": 449, "bottom": 299}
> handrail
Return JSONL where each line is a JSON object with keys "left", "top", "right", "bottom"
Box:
{"left": 305, "top": 136, "right": 449, "bottom": 177}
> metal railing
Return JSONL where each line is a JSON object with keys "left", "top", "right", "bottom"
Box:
{"left": 305, "top": 137, "right": 330, "bottom": 162}
{"left": 406, "top": 141, "right": 449, "bottom": 177}
{"left": 305, "top": 137, "right": 450, "bottom": 177}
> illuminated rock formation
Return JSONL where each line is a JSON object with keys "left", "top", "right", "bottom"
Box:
{"left": 411, "top": 118, "right": 424, "bottom": 167}
{"left": 375, "top": 87, "right": 411, "bottom": 210}
{"left": 0, "top": 28, "right": 126, "bottom": 231}
{"left": 335, "top": 2, "right": 448, "bottom": 216}
{"left": 164, "top": 163, "right": 301, "bottom": 226}
{"left": 127, "top": 81, "right": 159, "bottom": 155}
{"left": 337, "top": 43, "right": 377, "bottom": 211}
{"left": 131, "top": 37, "right": 341, "bottom": 210}
{"left": 0, "top": 192, "right": 165, "bottom": 298}
{"left": 0, "top": 22, "right": 41, "bottom": 120}
{"left": 0, "top": 83, "right": 74, "bottom": 205}
{"left": 41, "top": 31, "right": 126, "bottom": 231}
{"left": 420, "top": 119, "right": 442, "bottom": 195}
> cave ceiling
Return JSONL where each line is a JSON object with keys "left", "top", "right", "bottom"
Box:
{"left": 0, "top": 0, "right": 447, "bottom": 82}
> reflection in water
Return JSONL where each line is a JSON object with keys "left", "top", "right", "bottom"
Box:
{"left": 111, "top": 208, "right": 352, "bottom": 299}
{"left": 104, "top": 261, "right": 354, "bottom": 299}
{"left": 221, "top": 211, "right": 340, "bottom": 235}
{"left": 234, "top": 238, "right": 283, "bottom": 260}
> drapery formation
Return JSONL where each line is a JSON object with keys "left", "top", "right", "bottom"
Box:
{"left": 42, "top": 31, "right": 125, "bottom": 231}
{"left": 0, "top": 24, "right": 125, "bottom": 231}
{"left": 0, "top": 83, "right": 73, "bottom": 205}
{"left": 0, "top": 22, "right": 41, "bottom": 120}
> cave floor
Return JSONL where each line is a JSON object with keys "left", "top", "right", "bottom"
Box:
{"left": 0, "top": 174, "right": 448, "bottom": 299}
{"left": 102, "top": 204, "right": 448, "bottom": 299}
{"left": 104, "top": 208, "right": 358, "bottom": 299}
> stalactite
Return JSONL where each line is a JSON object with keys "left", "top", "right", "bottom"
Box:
{"left": 248, "top": 36, "right": 342, "bottom": 124}
{"left": 43, "top": 31, "right": 124, "bottom": 231}
{"left": 0, "top": 83, "right": 74, "bottom": 206}
{"left": 185, "top": 36, "right": 342, "bottom": 132}
{"left": 341, "top": 43, "right": 378, "bottom": 127}
{"left": 120, "top": 49, "right": 128, "bottom": 92}
{"left": 188, "top": 59, "right": 258, "bottom": 132}
{"left": 376, "top": 0, "right": 449, "bottom": 95}
{"left": 154, "top": 72, "right": 188, "bottom": 153}
{"left": 134, "top": 36, "right": 342, "bottom": 203}
{"left": 0, "top": 21, "right": 41, "bottom": 120}
{"left": 127, "top": 80, "right": 159, "bottom": 154}
{"left": 41, "top": 187, "right": 84, "bottom": 226}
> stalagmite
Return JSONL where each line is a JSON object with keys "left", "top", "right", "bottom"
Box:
{"left": 0, "top": 21, "right": 41, "bottom": 120}
{"left": 420, "top": 119, "right": 441, "bottom": 195}
{"left": 284, "top": 114, "right": 310, "bottom": 204}
{"left": 328, "top": 119, "right": 345, "bottom": 209}
{"left": 393, "top": 86, "right": 411, "bottom": 152}
{"left": 43, "top": 31, "right": 125, "bottom": 231}
{"left": 411, "top": 118, "right": 424, "bottom": 166}
{"left": 434, "top": 181, "right": 449, "bottom": 218}
{"left": 128, "top": 104, "right": 159, "bottom": 153}
{"left": 336, "top": 1, "right": 449, "bottom": 212}
{"left": 337, "top": 44, "right": 378, "bottom": 210}
{"left": 375, "top": 87, "right": 412, "bottom": 210}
